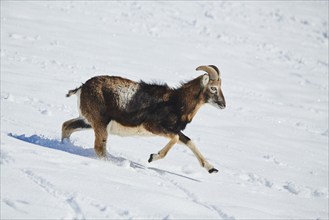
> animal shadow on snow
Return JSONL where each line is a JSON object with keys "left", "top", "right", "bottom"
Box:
{"left": 8, "top": 133, "right": 200, "bottom": 182}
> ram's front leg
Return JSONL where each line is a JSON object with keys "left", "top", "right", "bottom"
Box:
{"left": 148, "top": 135, "right": 179, "bottom": 162}
{"left": 178, "top": 132, "right": 218, "bottom": 173}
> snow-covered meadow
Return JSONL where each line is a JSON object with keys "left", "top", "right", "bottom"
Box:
{"left": 1, "top": 1, "right": 328, "bottom": 219}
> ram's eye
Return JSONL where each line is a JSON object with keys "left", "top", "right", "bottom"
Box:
{"left": 210, "top": 86, "right": 218, "bottom": 93}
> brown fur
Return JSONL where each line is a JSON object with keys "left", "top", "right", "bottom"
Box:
{"left": 62, "top": 65, "right": 225, "bottom": 173}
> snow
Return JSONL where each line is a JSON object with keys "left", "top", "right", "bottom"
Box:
{"left": 1, "top": 1, "right": 328, "bottom": 219}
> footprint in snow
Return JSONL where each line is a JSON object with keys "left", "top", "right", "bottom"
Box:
{"left": 263, "top": 154, "right": 286, "bottom": 166}
{"left": 1, "top": 93, "right": 15, "bottom": 102}
{"left": 39, "top": 109, "right": 52, "bottom": 116}
{"left": 9, "top": 33, "right": 40, "bottom": 41}
{"left": 2, "top": 198, "right": 28, "bottom": 213}
{"left": 282, "top": 182, "right": 328, "bottom": 198}
{"left": 238, "top": 173, "right": 273, "bottom": 188}
{"left": 0, "top": 150, "right": 15, "bottom": 165}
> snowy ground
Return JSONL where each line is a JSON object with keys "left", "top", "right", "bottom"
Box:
{"left": 1, "top": 1, "right": 328, "bottom": 219}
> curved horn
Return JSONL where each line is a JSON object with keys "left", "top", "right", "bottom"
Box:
{"left": 208, "top": 65, "right": 220, "bottom": 77}
{"left": 196, "top": 65, "right": 219, "bottom": 80}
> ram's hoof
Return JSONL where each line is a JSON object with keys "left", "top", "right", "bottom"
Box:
{"left": 148, "top": 154, "right": 154, "bottom": 163}
{"left": 208, "top": 168, "right": 218, "bottom": 173}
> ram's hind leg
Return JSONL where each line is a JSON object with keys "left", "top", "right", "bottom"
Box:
{"left": 178, "top": 132, "right": 218, "bottom": 173}
{"left": 148, "top": 135, "right": 179, "bottom": 163}
{"left": 93, "top": 123, "right": 109, "bottom": 159}
{"left": 62, "top": 117, "right": 91, "bottom": 142}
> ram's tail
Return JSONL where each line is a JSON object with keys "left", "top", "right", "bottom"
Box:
{"left": 66, "top": 87, "right": 81, "bottom": 97}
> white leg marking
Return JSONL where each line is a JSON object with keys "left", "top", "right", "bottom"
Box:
{"left": 150, "top": 135, "right": 179, "bottom": 162}
{"left": 185, "top": 140, "right": 214, "bottom": 171}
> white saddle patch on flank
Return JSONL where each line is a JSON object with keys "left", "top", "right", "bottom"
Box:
{"left": 113, "top": 83, "right": 139, "bottom": 110}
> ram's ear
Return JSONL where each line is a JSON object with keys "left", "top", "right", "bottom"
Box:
{"left": 201, "top": 74, "right": 210, "bottom": 87}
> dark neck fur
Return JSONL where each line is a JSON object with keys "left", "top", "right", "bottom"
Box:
{"left": 174, "top": 76, "right": 206, "bottom": 117}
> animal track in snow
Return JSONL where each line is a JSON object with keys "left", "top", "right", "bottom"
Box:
{"left": 281, "top": 182, "right": 328, "bottom": 199}
{"left": 0, "top": 150, "right": 15, "bottom": 165}
{"left": 9, "top": 33, "right": 40, "bottom": 41}
{"left": 263, "top": 154, "right": 286, "bottom": 166}
{"left": 1, "top": 93, "right": 15, "bottom": 102}
{"left": 2, "top": 198, "right": 28, "bottom": 214}
{"left": 236, "top": 170, "right": 328, "bottom": 199}
{"left": 20, "top": 167, "right": 134, "bottom": 219}
{"left": 150, "top": 170, "right": 235, "bottom": 220}
{"left": 20, "top": 169, "right": 86, "bottom": 219}
{"left": 1, "top": 92, "right": 74, "bottom": 117}
{"left": 238, "top": 173, "right": 274, "bottom": 189}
